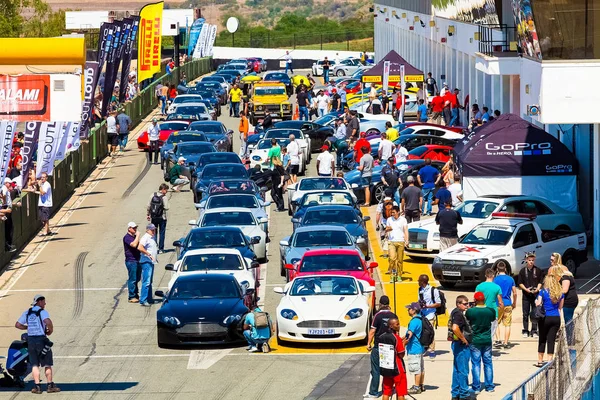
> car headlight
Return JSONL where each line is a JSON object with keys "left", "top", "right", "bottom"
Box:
{"left": 281, "top": 309, "right": 298, "bottom": 320}
{"left": 162, "top": 316, "right": 181, "bottom": 326}
{"left": 433, "top": 232, "right": 440, "bottom": 240}
{"left": 252, "top": 155, "right": 262, "bottom": 161}
{"left": 256, "top": 105, "right": 264, "bottom": 111}
{"left": 223, "top": 314, "right": 242, "bottom": 325}
{"left": 282, "top": 104, "right": 291, "bottom": 110}
{"left": 433, "top": 256, "right": 442, "bottom": 264}
{"left": 466, "top": 258, "right": 489, "bottom": 267}
{"left": 345, "top": 308, "right": 364, "bottom": 320}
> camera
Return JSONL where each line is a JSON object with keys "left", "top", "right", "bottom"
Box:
{"left": 40, "top": 338, "right": 53, "bottom": 357}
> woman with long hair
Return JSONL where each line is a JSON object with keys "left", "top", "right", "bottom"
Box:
{"left": 551, "top": 253, "right": 579, "bottom": 344}
{"left": 442, "top": 158, "right": 455, "bottom": 187}
{"left": 534, "top": 266, "right": 564, "bottom": 367}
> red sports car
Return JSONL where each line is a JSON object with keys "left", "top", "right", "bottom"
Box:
{"left": 407, "top": 145, "right": 453, "bottom": 162}
{"left": 137, "top": 121, "right": 190, "bottom": 150}
{"left": 344, "top": 80, "right": 362, "bottom": 94}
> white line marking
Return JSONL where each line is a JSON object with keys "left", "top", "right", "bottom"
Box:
{"left": 257, "top": 205, "right": 271, "bottom": 307}
{"left": 4, "top": 287, "right": 169, "bottom": 293}
{"left": 55, "top": 354, "right": 190, "bottom": 359}
{"left": 187, "top": 349, "right": 233, "bottom": 369}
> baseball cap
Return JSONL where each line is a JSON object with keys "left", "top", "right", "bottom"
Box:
{"left": 146, "top": 223, "right": 156, "bottom": 230}
{"left": 379, "top": 295, "right": 390, "bottom": 306}
{"left": 474, "top": 291, "right": 485, "bottom": 302}
{"left": 32, "top": 294, "right": 45, "bottom": 306}
{"left": 320, "top": 145, "right": 329, "bottom": 151}
{"left": 384, "top": 196, "right": 392, "bottom": 201}
{"left": 443, "top": 82, "right": 448, "bottom": 86}
{"left": 4, "top": 177, "right": 12, "bottom": 184}
{"left": 178, "top": 156, "right": 186, "bottom": 162}
{"left": 127, "top": 221, "right": 138, "bottom": 228}
{"left": 360, "top": 132, "right": 366, "bottom": 138}
{"left": 406, "top": 302, "right": 422, "bottom": 311}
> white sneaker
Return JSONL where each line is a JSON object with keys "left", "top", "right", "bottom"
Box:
{"left": 248, "top": 346, "right": 258, "bottom": 352}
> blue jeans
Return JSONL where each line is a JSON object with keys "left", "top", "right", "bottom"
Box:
{"left": 140, "top": 261, "right": 155, "bottom": 304}
{"left": 285, "top": 63, "right": 293, "bottom": 74}
{"left": 151, "top": 218, "right": 167, "bottom": 251}
{"left": 470, "top": 344, "right": 494, "bottom": 392}
{"left": 368, "top": 346, "right": 381, "bottom": 395}
{"left": 318, "top": 108, "right": 326, "bottom": 117}
{"left": 125, "top": 261, "right": 141, "bottom": 300}
{"left": 450, "top": 108, "right": 459, "bottom": 127}
{"left": 421, "top": 187, "right": 434, "bottom": 215}
{"left": 118, "top": 133, "right": 128, "bottom": 150}
{"left": 564, "top": 307, "right": 575, "bottom": 345}
{"left": 160, "top": 96, "right": 167, "bottom": 114}
{"left": 451, "top": 341, "right": 471, "bottom": 398}
{"left": 323, "top": 69, "right": 329, "bottom": 83}
{"left": 231, "top": 102, "right": 240, "bottom": 117}
{"left": 335, "top": 140, "right": 347, "bottom": 167}
{"left": 299, "top": 106, "right": 309, "bottom": 121}
{"left": 243, "top": 330, "right": 268, "bottom": 347}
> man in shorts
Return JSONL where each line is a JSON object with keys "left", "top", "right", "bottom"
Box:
{"left": 106, "top": 110, "right": 119, "bottom": 156}
{"left": 382, "top": 317, "right": 408, "bottom": 400}
{"left": 37, "top": 172, "right": 53, "bottom": 236}
{"left": 404, "top": 302, "right": 426, "bottom": 394}
{"left": 357, "top": 146, "right": 373, "bottom": 206}
{"left": 493, "top": 262, "right": 517, "bottom": 348}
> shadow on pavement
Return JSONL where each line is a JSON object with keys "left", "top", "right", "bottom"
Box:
{"left": 70, "top": 206, "right": 103, "bottom": 211}
{"left": 0, "top": 382, "right": 139, "bottom": 392}
{"left": 57, "top": 222, "right": 89, "bottom": 228}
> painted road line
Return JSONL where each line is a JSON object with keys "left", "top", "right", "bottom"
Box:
{"left": 4, "top": 287, "right": 169, "bottom": 293}
{"left": 257, "top": 205, "right": 271, "bottom": 308}
{"left": 55, "top": 354, "right": 190, "bottom": 359}
{"left": 187, "top": 349, "right": 233, "bottom": 369}
{"left": 269, "top": 343, "right": 367, "bottom": 354}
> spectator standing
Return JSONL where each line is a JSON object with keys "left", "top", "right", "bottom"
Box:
{"left": 239, "top": 111, "right": 249, "bottom": 158}
{"left": 466, "top": 291, "right": 497, "bottom": 394}
{"left": 481, "top": 107, "right": 491, "bottom": 123}
{"left": 15, "top": 295, "right": 60, "bottom": 394}
{"left": 347, "top": 110, "right": 360, "bottom": 141}
{"left": 168, "top": 84, "right": 177, "bottom": 102}
{"left": 385, "top": 206, "right": 408, "bottom": 279}
{"left": 333, "top": 117, "right": 347, "bottom": 169}
{"left": 517, "top": 252, "right": 543, "bottom": 337}
{"left": 435, "top": 200, "right": 463, "bottom": 251}
{"left": 440, "top": 82, "right": 449, "bottom": 96}
{"left": 381, "top": 92, "right": 390, "bottom": 115}
{"left": 331, "top": 89, "right": 341, "bottom": 112}
{"left": 417, "top": 99, "right": 428, "bottom": 123}
{"left": 106, "top": 110, "right": 118, "bottom": 156}
{"left": 322, "top": 57, "right": 331, "bottom": 83}
{"left": 381, "top": 317, "right": 408, "bottom": 400}
{"left": 385, "top": 121, "right": 399, "bottom": 142}
{"left": 378, "top": 132, "right": 394, "bottom": 162}
{"left": 430, "top": 92, "right": 444, "bottom": 125}
{"left": 284, "top": 51, "right": 293, "bottom": 75}
{"left": 116, "top": 110, "right": 132, "bottom": 152}
{"left": 418, "top": 275, "right": 441, "bottom": 358}
{"left": 448, "top": 175, "right": 463, "bottom": 207}
{"left": 316, "top": 145, "right": 335, "bottom": 177}
{"left": 296, "top": 87, "right": 310, "bottom": 121}
{"left": 147, "top": 184, "right": 169, "bottom": 253}
{"left": 381, "top": 157, "right": 400, "bottom": 205}
{"left": 243, "top": 307, "right": 271, "bottom": 353}
{"left": 160, "top": 83, "right": 169, "bottom": 115}
{"left": 493, "top": 262, "right": 517, "bottom": 348}
{"left": 146, "top": 118, "right": 160, "bottom": 164}
{"left": 357, "top": 147, "right": 373, "bottom": 206}
{"left": 123, "top": 222, "right": 142, "bottom": 303}
{"left": 449, "top": 88, "right": 463, "bottom": 126}
{"left": 552, "top": 253, "right": 578, "bottom": 344}
{"left": 401, "top": 176, "right": 422, "bottom": 223}
{"left": 353, "top": 132, "right": 371, "bottom": 165}
{"left": 417, "top": 158, "right": 440, "bottom": 216}
{"left": 267, "top": 138, "right": 281, "bottom": 169}
{"left": 425, "top": 72, "right": 438, "bottom": 96}
{"left": 366, "top": 296, "right": 398, "bottom": 399}
{"left": 404, "top": 302, "right": 425, "bottom": 394}
{"left": 37, "top": 173, "right": 52, "bottom": 236}
{"left": 395, "top": 92, "right": 405, "bottom": 123}
{"left": 442, "top": 92, "right": 452, "bottom": 126}
{"left": 1, "top": 178, "right": 14, "bottom": 252}
{"left": 476, "top": 269, "right": 504, "bottom": 339}
{"left": 394, "top": 142, "right": 408, "bottom": 166}
{"left": 316, "top": 90, "right": 330, "bottom": 117}
{"left": 339, "top": 85, "right": 348, "bottom": 109}
{"left": 376, "top": 196, "right": 397, "bottom": 234}
{"left": 270, "top": 158, "right": 286, "bottom": 212}
{"left": 435, "top": 185, "right": 452, "bottom": 209}
{"left": 535, "top": 266, "right": 564, "bottom": 367}
{"left": 287, "top": 134, "right": 300, "bottom": 184}
{"left": 229, "top": 84, "right": 243, "bottom": 118}
{"left": 138, "top": 223, "right": 158, "bottom": 307}
{"left": 169, "top": 157, "right": 190, "bottom": 192}
{"left": 450, "top": 295, "right": 471, "bottom": 400}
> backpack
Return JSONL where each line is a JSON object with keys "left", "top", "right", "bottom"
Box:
{"left": 26, "top": 308, "right": 45, "bottom": 332}
{"left": 415, "top": 315, "right": 435, "bottom": 349}
{"left": 420, "top": 286, "right": 447, "bottom": 316}
{"left": 253, "top": 311, "right": 269, "bottom": 329}
{"left": 149, "top": 192, "right": 164, "bottom": 219}
{"left": 377, "top": 331, "right": 400, "bottom": 376}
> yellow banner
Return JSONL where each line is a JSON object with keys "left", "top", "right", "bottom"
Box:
{"left": 138, "top": 1, "right": 164, "bottom": 82}
{"left": 362, "top": 75, "right": 424, "bottom": 83}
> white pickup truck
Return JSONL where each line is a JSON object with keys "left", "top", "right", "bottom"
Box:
{"left": 431, "top": 213, "right": 587, "bottom": 287}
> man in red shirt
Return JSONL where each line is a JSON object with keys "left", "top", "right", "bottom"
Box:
{"left": 395, "top": 91, "right": 405, "bottom": 123}
{"left": 449, "top": 88, "right": 462, "bottom": 126}
{"left": 353, "top": 132, "right": 371, "bottom": 165}
{"left": 442, "top": 90, "right": 453, "bottom": 126}
{"left": 382, "top": 317, "right": 408, "bottom": 400}
{"left": 430, "top": 92, "right": 444, "bottom": 125}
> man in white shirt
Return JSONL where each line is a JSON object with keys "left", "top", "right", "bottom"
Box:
{"left": 284, "top": 51, "right": 293, "bottom": 75}
{"left": 385, "top": 206, "right": 408, "bottom": 279}
{"left": 36, "top": 173, "right": 53, "bottom": 236}
{"left": 147, "top": 118, "right": 160, "bottom": 164}
{"left": 448, "top": 175, "right": 463, "bottom": 207}
{"left": 286, "top": 134, "right": 300, "bottom": 183}
{"left": 378, "top": 132, "right": 394, "bottom": 162}
{"left": 394, "top": 143, "right": 409, "bottom": 168}
{"left": 316, "top": 90, "right": 330, "bottom": 117}
{"left": 316, "top": 145, "right": 335, "bottom": 177}
{"left": 106, "top": 111, "right": 118, "bottom": 156}
{"left": 138, "top": 223, "right": 158, "bottom": 306}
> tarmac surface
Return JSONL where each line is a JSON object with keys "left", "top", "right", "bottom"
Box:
{"left": 0, "top": 70, "right": 597, "bottom": 399}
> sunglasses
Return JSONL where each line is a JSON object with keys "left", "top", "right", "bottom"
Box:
{"left": 460, "top": 302, "right": 469, "bottom": 305}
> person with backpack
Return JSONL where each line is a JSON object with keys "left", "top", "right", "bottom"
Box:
{"left": 365, "top": 295, "right": 398, "bottom": 399}
{"left": 147, "top": 184, "right": 169, "bottom": 253}
{"left": 243, "top": 307, "right": 271, "bottom": 353}
{"left": 418, "top": 274, "right": 444, "bottom": 359}
{"left": 404, "top": 302, "right": 426, "bottom": 394}
{"left": 449, "top": 295, "right": 472, "bottom": 400}
{"left": 465, "top": 291, "right": 497, "bottom": 394}
{"left": 379, "top": 317, "right": 408, "bottom": 400}
{"left": 15, "top": 295, "right": 60, "bottom": 394}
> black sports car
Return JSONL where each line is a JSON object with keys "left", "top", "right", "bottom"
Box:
{"left": 163, "top": 141, "right": 216, "bottom": 181}
{"left": 269, "top": 120, "right": 335, "bottom": 152}
{"left": 155, "top": 274, "right": 251, "bottom": 347}
{"left": 193, "top": 163, "right": 250, "bottom": 203}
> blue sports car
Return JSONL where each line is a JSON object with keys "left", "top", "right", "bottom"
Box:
{"left": 193, "top": 163, "right": 250, "bottom": 204}
{"left": 188, "top": 121, "right": 234, "bottom": 153}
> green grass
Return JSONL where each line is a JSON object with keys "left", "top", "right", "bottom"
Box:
{"left": 291, "top": 37, "right": 373, "bottom": 52}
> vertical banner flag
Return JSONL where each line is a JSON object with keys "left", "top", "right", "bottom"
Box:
{"left": 36, "top": 121, "right": 64, "bottom": 177}
{"left": 138, "top": 1, "right": 164, "bottom": 83}
{"left": 55, "top": 122, "right": 70, "bottom": 162}
{"left": 120, "top": 16, "right": 140, "bottom": 102}
{"left": 206, "top": 25, "right": 218, "bottom": 57}
{"left": 382, "top": 61, "right": 390, "bottom": 97}
{"left": 97, "top": 23, "right": 114, "bottom": 69}
{"left": 187, "top": 18, "right": 205, "bottom": 56}
{"left": 400, "top": 65, "right": 406, "bottom": 122}
{"left": 101, "top": 21, "right": 123, "bottom": 117}
{"left": 112, "top": 19, "right": 130, "bottom": 90}
{"left": 195, "top": 23, "right": 209, "bottom": 58}
{"left": 0, "top": 121, "right": 16, "bottom": 182}
{"left": 202, "top": 24, "right": 213, "bottom": 57}
{"left": 79, "top": 61, "right": 100, "bottom": 139}
{"left": 22, "top": 121, "right": 42, "bottom": 189}
{"left": 67, "top": 122, "right": 81, "bottom": 154}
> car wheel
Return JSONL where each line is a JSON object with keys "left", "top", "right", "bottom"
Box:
{"left": 336, "top": 70, "right": 345, "bottom": 77}
{"left": 193, "top": 191, "right": 198, "bottom": 204}
{"left": 373, "top": 184, "right": 385, "bottom": 204}
{"left": 365, "top": 129, "right": 379, "bottom": 136}
{"left": 555, "top": 224, "right": 571, "bottom": 231}
{"left": 562, "top": 253, "right": 578, "bottom": 275}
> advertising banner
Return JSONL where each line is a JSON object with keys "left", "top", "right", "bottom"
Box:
{"left": 205, "top": 24, "right": 218, "bottom": 57}
{"left": 187, "top": 18, "right": 205, "bottom": 56}
{"left": 97, "top": 22, "right": 114, "bottom": 69}
{"left": 0, "top": 121, "right": 16, "bottom": 182}
{"left": 101, "top": 21, "right": 123, "bottom": 117}
{"left": 119, "top": 16, "right": 140, "bottom": 102}
{"left": 112, "top": 18, "right": 132, "bottom": 91}
{"left": 67, "top": 122, "right": 81, "bottom": 154}
{"left": 54, "top": 122, "right": 70, "bottom": 162}
{"left": 382, "top": 61, "right": 390, "bottom": 97}
{"left": 36, "top": 121, "right": 64, "bottom": 177}
{"left": 79, "top": 61, "right": 100, "bottom": 140}
{"left": 197, "top": 23, "right": 209, "bottom": 57}
{"left": 0, "top": 75, "right": 51, "bottom": 122}
{"left": 22, "top": 121, "right": 42, "bottom": 189}
{"left": 138, "top": 1, "right": 164, "bottom": 82}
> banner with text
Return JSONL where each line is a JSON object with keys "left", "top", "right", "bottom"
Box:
{"left": 55, "top": 122, "right": 70, "bottom": 162}
{"left": 101, "top": 21, "right": 123, "bottom": 118}
{"left": 22, "top": 121, "right": 42, "bottom": 189}
{"left": 36, "top": 121, "right": 64, "bottom": 177}
{"left": 120, "top": 16, "right": 140, "bottom": 102}
{"left": 0, "top": 121, "right": 16, "bottom": 182}
{"left": 79, "top": 61, "right": 100, "bottom": 139}
{"left": 187, "top": 18, "right": 205, "bottom": 56}
{"left": 0, "top": 75, "right": 51, "bottom": 122}
{"left": 205, "top": 25, "right": 218, "bottom": 57}
{"left": 138, "top": 1, "right": 164, "bottom": 82}
{"left": 67, "top": 122, "right": 81, "bottom": 154}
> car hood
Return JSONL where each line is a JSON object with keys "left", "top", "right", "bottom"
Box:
{"left": 296, "top": 270, "right": 373, "bottom": 284}
{"left": 159, "top": 297, "right": 246, "bottom": 323}
{"left": 438, "top": 244, "right": 502, "bottom": 261}
{"left": 204, "top": 133, "right": 227, "bottom": 143}
{"left": 285, "top": 294, "right": 366, "bottom": 320}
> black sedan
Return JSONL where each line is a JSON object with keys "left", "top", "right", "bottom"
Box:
{"left": 188, "top": 121, "right": 234, "bottom": 152}
{"left": 173, "top": 226, "right": 259, "bottom": 260}
{"left": 268, "top": 120, "right": 334, "bottom": 152}
{"left": 194, "top": 163, "right": 250, "bottom": 203}
{"left": 155, "top": 274, "right": 251, "bottom": 347}
{"left": 164, "top": 142, "right": 216, "bottom": 181}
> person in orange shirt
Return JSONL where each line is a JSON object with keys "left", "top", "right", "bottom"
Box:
{"left": 353, "top": 132, "right": 371, "bottom": 166}
{"left": 239, "top": 111, "right": 249, "bottom": 159}
{"left": 430, "top": 92, "right": 444, "bottom": 125}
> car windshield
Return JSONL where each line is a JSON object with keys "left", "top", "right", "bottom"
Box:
{"left": 208, "top": 180, "right": 256, "bottom": 194}
{"left": 202, "top": 77, "right": 224, "bottom": 83}
{"left": 290, "top": 276, "right": 358, "bottom": 296}
{"left": 187, "top": 230, "right": 246, "bottom": 248}
{"left": 314, "top": 114, "right": 337, "bottom": 126}
{"left": 265, "top": 129, "right": 302, "bottom": 140}
{"left": 167, "top": 133, "right": 207, "bottom": 144}
{"left": 455, "top": 201, "right": 499, "bottom": 219}
{"left": 293, "top": 230, "right": 353, "bottom": 247}
{"left": 302, "top": 209, "right": 360, "bottom": 225}
{"left": 299, "top": 192, "right": 354, "bottom": 207}
{"left": 207, "top": 195, "right": 259, "bottom": 209}
{"left": 254, "top": 87, "right": 286, "bottom": 96}
{"left": 181, "top": 253, "right": 243, "bottom": 272}
{"left": 461, "top": 225, "right": 514, "bottom": 245}
{"left": 198, "top": 83, "right": 220, "bottom": 90}
{"left": 257, "top": 139, "right": 289, "bottom": 150}
{"left": 409, "top": 146, "right": 429, "bottom": 157}
{"left": 198, "top": 153, "right": 240, "bottom": 166}
{"left": 298, "top": 178, "right": 348, "bottom": 191}
{"left": 174, "top": 96, "right": 203, "bottom": 104}
{"left": 188, "top": 123, "right": 223, "bottom": 134}
{"left": 202, "top": 165, "right": 248, "bottom": 179}
{"left": 177, "top": 143, "right": 214, "bottom": 155}
{"left": 300, "top": 254, "right": 363, "bottom": 272}
{"left": 202, "top": 212, "right": 256, "bottom": 226}
{"left": 158, "top": 122, "right": 189, "bottom": 132}
{"left": 169, "top": 279, "right": 240, "bottom": 299}
{"left": 265, "top": 74, "right": 287, "bottom": 81}
{"left": 177, "top": 105, "right": 208, "bottom": 115}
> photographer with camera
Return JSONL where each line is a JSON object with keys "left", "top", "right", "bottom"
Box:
{"left": 15, "top": 295, "right": 60, "bottom": 394}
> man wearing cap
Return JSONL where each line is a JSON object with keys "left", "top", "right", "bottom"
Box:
{"left": 401, "top": 176, "right": 422, "bottom": 223}
{"left": 169, "top": 157, "right": 190, "bottom": 192}
{"left": 15, "top": 295, "right": 60, "bottom": 394}
{"left": 404, "top": 302, "right": 425, "bottom": 394}
{"left": 517, "top": 252, "right": 543, "bottom": 337}
{"left": 138, "top": 223, "right": 158, "bottom": 306}
{"left": 123, "top": 222, "right": 142, "bottom": 303}
{"left": 466, "top": 291, "right": 497, "bottom": 394}
{"left": 147, "top": 118, "right": 160, "bottom": 164}
{"left": 1, "top": 177, "right": 15, "bottom": 252}
{"left": 366, "top": 295, "right": 398, "bottom": 399}
{"left": 316, "top": 145, "right": 335, "bottom": 177}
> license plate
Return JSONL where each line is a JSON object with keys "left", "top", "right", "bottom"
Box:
{"left": 408, "top": 243, "right": 424, "bottom": 249}
{"left": 443, "top": 270, "right": 461, "bottom": 277}
{"left": 307, "top": 329, "right": 335, "bottom": 335}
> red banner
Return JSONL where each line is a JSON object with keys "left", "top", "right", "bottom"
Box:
{"left": 0, "top": 75, "right": 51, "bottom": 121}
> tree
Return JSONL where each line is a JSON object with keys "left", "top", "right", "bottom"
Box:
{"left": 0, "top": 0, "right": 67, "bottom": 38}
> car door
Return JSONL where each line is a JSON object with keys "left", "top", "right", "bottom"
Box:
{"left": 511, "top": 223, "right": 548, "bottom": 268}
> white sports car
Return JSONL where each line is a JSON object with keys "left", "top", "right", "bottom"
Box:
{"left": 166, "top": 95, "right": 204, "bottom": 114}
{"left": 249, "top": 138, "right": 306, "bottom": 174}
{"left": 274, "top": 275, "right": 375, "bottom": 344}
{"left": 197, "top": 192, "right": 270, "bottom": 233}
{"left": 399, "top": 124, "right": 464, "bottom": 140}
{"left": 191, "top": 207, "right": 268, "bottom": 262}
{"left": 263, "top": 128, "right": 311, "bottom": 163}
{"left": 287, "top": 177, "right": 358, "bottom": 215}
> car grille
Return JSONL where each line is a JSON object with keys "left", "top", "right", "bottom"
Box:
{"left": 297, "top": 320, "right": 346, "bottom": 328}
{"left": 441, "top": 260, "right": 468, "bottom": 271}
{"left": 265, "top": 105, "right": 281, "bottom": 113}
{"left": 409, "top": 229, "right": 429, "bottom": 245}
{"left": 177, "top": 323, "right": 227, "bottom": 336}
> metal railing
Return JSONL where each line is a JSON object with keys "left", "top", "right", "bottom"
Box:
{"left": 478, "top": 24, "right": 517, "bottom": 57}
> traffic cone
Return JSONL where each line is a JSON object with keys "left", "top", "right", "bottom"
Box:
{"left": 293, "top": 104, "right": 299, "bottom": 120}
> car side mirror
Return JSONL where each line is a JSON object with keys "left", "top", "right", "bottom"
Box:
{"left": 251, "top": 236, "right": 261, "bottom": 245}
{"left": 250, "top": 261, "right": 260, "bottom": 269}
{"left": 165, "top": 264, "right": 175, "bottom": 271}
{"left": 273, "top": 287, "right": 285, "bottom": 294}
{"left": 172, "top": 240, "right": 182, "bottom": 247}
{"left": 279, "top": 239, "right": 289, "bottom": 247}
{"left": 356, "top": 237, "right": 366, "bottom": 245}
{"left": 227, "top": 129, "right": 234, "bottom": 134}
{"left": 258, "top": 217, "right": 268, "bottom": 224}
{"left": 368, "top": 262, "right": 378, "bottom": 270}
{"left": 188, "top": 219, "right": 197, "bottom": 226}
{"left": 363, "top": 286, "right": 376, "bottom": 294}
{"left": 363, "top": 216, "right": 371, "bottom": 222}
{"left": 155, "top": 290, "right": 165, "bottom": 297}
{"left": 284, "top": 264, "right": 295, "bottom": 270}
{"left": 291, "top": 218, "right": 300, "bottom": 224}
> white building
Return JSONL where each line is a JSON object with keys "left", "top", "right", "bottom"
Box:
{"left": 373, "top": 0, "right": 600, "bottom": 258}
